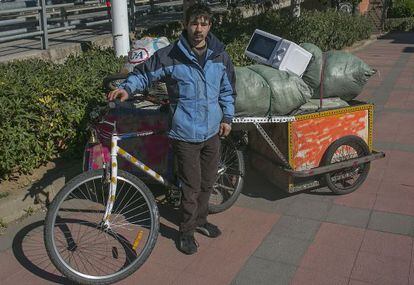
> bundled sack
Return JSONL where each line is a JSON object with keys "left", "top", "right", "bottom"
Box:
{"left": 234, "top": 66, "right": 271, "bottom": 117}
{"left": 291, "top": 98, "right": 350, "bottom": 115}
{"left": 120, "top": 37, "right": 170, "bottom": 99}
{"left": 322, "top": 51, "right": 376, "bottom": 101}
{"left": 300, "top": 43, "right": 376, "bottom": 101}
{"left": 123, "top": 36, "right": 170, "bottom": 72}
{"left": 300, "top": 43, "right": 323, "bottom": 95}
{"left": 235, "top": 65, "right": 312, "bottom": 116}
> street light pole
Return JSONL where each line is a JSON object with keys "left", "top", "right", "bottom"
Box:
{"left": 111, "top": 0, "right": 130, "bottom": 57}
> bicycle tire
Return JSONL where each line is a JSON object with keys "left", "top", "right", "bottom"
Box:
{"left": 209, "top": 137, "right": 245, "bottom": 214}
{"left": 322, "top": 136, "right": 370, "bottom": 195}
{"left": 44, "top": 169, "right": 159, "bottom": 285}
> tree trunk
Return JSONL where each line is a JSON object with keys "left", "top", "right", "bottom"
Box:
{"left": 291, "top": 0, "right": 301, "bottom": 17}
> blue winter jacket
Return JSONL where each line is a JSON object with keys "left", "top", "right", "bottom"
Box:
{"left": 119, "top": 31, "right": 236, "bottom": 143}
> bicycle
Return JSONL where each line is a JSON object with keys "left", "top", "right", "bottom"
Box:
{"left": 44, "top": 100, "right": 245, "bottom": 285}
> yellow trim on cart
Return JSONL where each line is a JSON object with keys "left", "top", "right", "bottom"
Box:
{"left": 288, "top": 121, "right": 294, "bottom": 189}
{"left": 288, "top": 121, "right": 294, "bottom": 169}
{"left": 367, "top": 105, "right": 373, "bottom": 151}
{"left": 294, "top": 104, "right": 373, "bottom": 121}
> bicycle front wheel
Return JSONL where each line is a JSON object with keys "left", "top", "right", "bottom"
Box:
{"left": 44, "top": 169, "right": 159, "bottom": 285}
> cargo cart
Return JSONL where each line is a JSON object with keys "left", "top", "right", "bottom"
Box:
{"left": 236, "top": 102, "right": 385, "bottom": 194}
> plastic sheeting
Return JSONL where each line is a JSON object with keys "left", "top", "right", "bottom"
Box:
{"left": 300, "top": 43, "right": 323, "bottom": 97}
{"left": 235, "top": 65, "right": 313, "bottom": 116}
{"left": 301, "top": 43, "right": 376, "bottom": 101}
{"left": 322, "top": 51, "right": 376, "bottom": 101}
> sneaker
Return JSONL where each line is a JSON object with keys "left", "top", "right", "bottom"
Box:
{"left": 196, "top": 222, "right": 222, "bottom": 238}
{"left": 178, "top": 232, "right": 198, "bottom": 255}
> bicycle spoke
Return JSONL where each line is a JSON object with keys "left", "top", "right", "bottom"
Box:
{"left": 113, "top": 202, "right": 149, "bottom": 223}
{"left": 110, "top": 217, "right": 151, "bottom": 228}
{"left": 111, "top": 185, "right": 143, "bottom": 225}
{"left": 216, "top": 183, "right": 234, "bottom": 192}
{"left": 46, "top": 171, "right": 158, "bottom": 283}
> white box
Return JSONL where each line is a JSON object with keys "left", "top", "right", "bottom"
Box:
{"left": 245, "top": 29, "right": 312, "bottom": 77}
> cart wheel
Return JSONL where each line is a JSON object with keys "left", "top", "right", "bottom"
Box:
{"left": 322, "top": 136, "right": 370, "bottom": 195}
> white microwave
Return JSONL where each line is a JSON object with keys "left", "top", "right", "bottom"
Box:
{"left": 245, "top": 29, "right": 312, "bottom": 77}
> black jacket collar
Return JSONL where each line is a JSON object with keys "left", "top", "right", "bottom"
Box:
{"left": 179, "top": 30, "right": 225, "bottom": 58}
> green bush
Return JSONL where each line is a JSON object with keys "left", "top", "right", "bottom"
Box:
{"left": 283, "top": 10, "right": 373, "bottom": 51}
{"left": 213, "top": 9, "right": 373, "bottom": 65}
{"left": 385, "top": 16, "right": 414, "bottom": 30}
{"left": 388, "top": 0, "right": 414, "bottom": 18}
{"left": 0, "top": 9, "right": 374, "bottom": 178}
{"left": 0, "top": 48, "right": 124, "bottom": 178}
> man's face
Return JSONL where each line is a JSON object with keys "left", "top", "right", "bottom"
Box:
{"left": 185, "top": 16, "right": 211, "bottom": 47}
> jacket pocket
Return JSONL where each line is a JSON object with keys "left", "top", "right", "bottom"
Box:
{"left": 170, "top": 103, "right": 195, "bottom": 139}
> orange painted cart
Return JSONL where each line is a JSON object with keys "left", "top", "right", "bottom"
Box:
{"left": 237, "top": 102, "right": 385, "bottom": 194}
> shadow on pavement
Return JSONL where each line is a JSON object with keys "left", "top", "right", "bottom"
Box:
{"left": 241, "top": 158, "right": 335, "bottom": 199}
{"left": 241, "top": 162, "right": 294, "bottom": 201}
{"left": 147, "top": 183, "right": 181, "bottom": 243}
{"left": 158, "top": 205, "right": 180, "bottom": 239}
{"left": 12, "top": 220, "right": 74, "bottom": 284}
{"left": 23, "top": 158, "right": 82, "bottom": 208}
{"left": 378, "top": 31, "right": 414, "bottom": 45}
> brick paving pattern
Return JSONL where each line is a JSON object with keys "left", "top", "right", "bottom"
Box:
{"left": 0, "top": 31, "right": 413, "bottom": 284}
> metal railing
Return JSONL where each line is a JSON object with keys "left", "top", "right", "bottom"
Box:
{"left": 0, "top": 0, "right": 263, "bottom": 50}
{"left": 0, "top": 0, "right": 207, "bottom": 49}
{"left": 0, "top": 0, "right": 114, "bottom": 48}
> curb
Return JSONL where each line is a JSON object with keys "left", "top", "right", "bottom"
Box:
{"left": 0, "top": 160, "right": 81, "bottom": 225}
{"left": 343, "top": 35, "right": 378, "bottom": 53}
{"left": 0, "top": 33, "right": 114, "bottom": 64}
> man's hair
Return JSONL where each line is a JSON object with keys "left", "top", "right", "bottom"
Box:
{"left": 184, "top": 3, "right": 212, "bottom": 24}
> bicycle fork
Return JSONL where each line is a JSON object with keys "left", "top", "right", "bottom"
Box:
{"left": 102, "top": 134, "right": 119, "bottom": 229}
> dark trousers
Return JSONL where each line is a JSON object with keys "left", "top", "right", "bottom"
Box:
{"left": 172, "top": 135, "right": 220, "bottom": 234}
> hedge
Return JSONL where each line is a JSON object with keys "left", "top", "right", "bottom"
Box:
{"left": 214, "top": 9, "right": 373, "bottom": 60}
{"left": 385, "top": 17, "right": 414, "bottom": 31}
{"left": 0, "top": 49, "right": 124, "bottom": 178}
{"left": 388, "top": 0, "right": 414, "bottom": 18}
{"left": 0, "top": 8, "right": 373, "bottom": 179}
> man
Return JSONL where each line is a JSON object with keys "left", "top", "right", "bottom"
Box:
{"left": 108, "top": 3, "right": 236, "bottom": 255}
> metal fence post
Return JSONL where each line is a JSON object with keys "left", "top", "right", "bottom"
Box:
{"left": 39, "top": 0, "right": 49, "bottom": 49}
{"left": 128, "top": 0, "right": 137, "bottom": 31}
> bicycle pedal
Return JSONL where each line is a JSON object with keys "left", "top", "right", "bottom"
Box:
{"left": 167, "top": 187, "right": 182, "bottom": 207}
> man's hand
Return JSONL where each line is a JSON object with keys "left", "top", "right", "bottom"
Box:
{"left": 107, "top": 88, "right": 129, "bottom": 102}
{"left": 219, "top": 123, "right": 231, "bottom": 137}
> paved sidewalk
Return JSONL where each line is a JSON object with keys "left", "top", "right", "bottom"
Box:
{"left": 0, "top": 31, "right": 413, "bottom": 285}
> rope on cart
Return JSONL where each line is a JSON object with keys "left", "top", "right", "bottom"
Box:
{"left": 319, "top": 53, "right": 326, "bottom": 110}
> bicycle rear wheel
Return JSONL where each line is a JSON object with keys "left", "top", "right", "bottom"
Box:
{"left": 44, "top": 169, "right": 159, "bottom": 285}
{"left": 208, "top": 137, "right": 245, "bottom": 213}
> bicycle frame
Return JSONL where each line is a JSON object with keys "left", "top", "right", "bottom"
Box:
{"left": 102, "top": 125, "right": 173, "bottom": 227}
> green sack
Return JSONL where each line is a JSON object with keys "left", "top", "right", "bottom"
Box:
{"left": 322, "top": 51, "right": 376, "bottom": 101}
{"left": 234, "top": 66, "right": 271, "bottom": 117}
{"left": 247, "top": 65, "right": 312, "bottom": 115}
{"left": 300, "top": 43, "right": 323, "bottom": 97}
{"left": 291, "top": 98, "right": 350, "bottom": 115}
